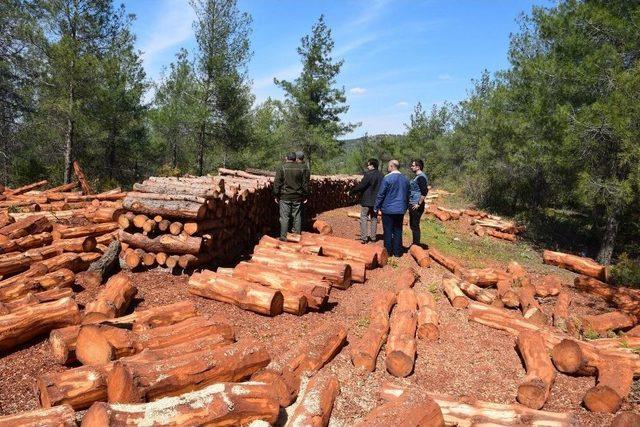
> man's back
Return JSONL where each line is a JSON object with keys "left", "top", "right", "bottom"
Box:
{"left": 375, "top": 172, "right": 410, "bottom": 214}
{"left": 273, "top": 162, "right": 309, "bottom": 201}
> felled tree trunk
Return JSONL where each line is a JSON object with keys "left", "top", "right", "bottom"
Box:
{"left": 292, "top": 232, "right": 386, "bottom": 268}
{"left": 496, "top": 277, "right": 520, "bottom": 308}
{"left": 0, "top": 268, "right": 74, "bottom": 302}
{"left": 0, "top": 297, "right": 80, "bottom": 352}
{"left": 442, "top": 277, "right": 468, "bottom": 309}
{"left": 36, "top": 365, "right": 108, "bottom": 410}
{"left": 583, "top": 361, "right": 634, "bottom": 413}
{"left": 428, "top": 247, "right": 460, "bottom": 273}
{"left": 386, "top": 289, "right": 417, "bottom": 377}
{"left": 459, "top": 281, "right": 496, "bottom": 305}
{"left": 393, "top": 268, "right": 418, "bottom": 291}
{"left": 533, "top": 275, "right": 562, "bottom": 297}
{"left": 416, "top": 292, "right": 439, "bottom": 340}
{"left": 51, "top": 222, "right": 118, "bottom": 240}
{"left": 409, "top": 245, "right": 430, "bottom": 267}
{"left": 580, "top": 311, "right": 636, "bottom": 336}
{"left": 486, "top": 228, "right": 517, "bottom": 242}
{"left": 518, "top": 279, "right": 549, "bottom": 325}
{"left": 189, "top": 270, "right": 284, "bottom": 316}
{"left": 118, "top": 230, "right": 203, "bottom": 255}
{"left": 355, "top": 389, "right": 444, "bottom": 427}
{"left": 553, "top": 290, "right": 573, "bottom": 334}
{"left": 0, "top": 405, "right": 76, "bottom": 427}
{"left": 81, "top": 382, "right": 279, "bottom": 427}
{"left": 543, "top": 250, "right": 608, "bottom": 282}
{"left": 83, "top": 273, "right": 137, "bottom": 323}
{"left": 351, "top": 291, "right": 396, "bottom": 371}
{"left": 0, "top": 214, "right": 51, "bottom": 239}
{"left": 457, "top": 267, "right": 502, "bottom": 287}
{"left": 123, "top": 192, "right": 208, "bottom": 220}
{"left": 286, "top": 371, "right": 340, "bottom": 427}
{"left": 106, "top": 339, "right": 270, "bottom": 404}
{"left": 516, "top": 330, "right": 556, "bottom": 409}
{"left": 313, "top": 219, "right": 333, "bottom": 235}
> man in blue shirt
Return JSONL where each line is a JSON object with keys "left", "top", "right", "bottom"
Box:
{"left": 409, "top": 159, "right": 429, "bottom": 246}
{"left": 374, "top": 159, "right": 410, "bottom": 257}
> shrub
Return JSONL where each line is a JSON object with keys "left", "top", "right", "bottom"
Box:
{"left": 610, "top": 253, "right": 640, "bottom": 288}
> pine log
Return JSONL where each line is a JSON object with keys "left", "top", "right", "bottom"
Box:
{"left": 2, "top": 287, "right": 73, "bottom": 312}
{"left": 44, "top": 182, "right": 79, "bottom": 193}
{"left": 123, "top": 193, "right": 208, "bottom": 220}
{"left": 533, "top": 274, "right": 562, "bottom": 297}
{"left": 189, "top": 270, "right": 284, "bottom": 316}
{"left": 428, "top": 247, "right": 460, "bottom": 273}
{"left": 437, "top": 206, "right": 462, "bottom": 219}
{"left": 106, "top": 338, "right": 270, "bottom": 404}
{"left": 409, "top": 244, "right": 430, "bottom": 267}
{"left": 82, "top": 382, "right": 279, "bottom": 427}
{"left": 251, "top": 324, "right": 346, "bottom": 406}
{"left": 286, "top": 371, "right": 340, "bottom": 427}
{"left": 36, "top": 365, "right": 108, "bottom": 410}
{"left": 313, "top": 219, "right": 333, "bottom": 235}
{"left": 355, "top": 389, "right": 444, "bottom": 427}
{"left": 250, "top": 252, "right": 351, "bottom": 289}
{"left": 86, "top": 239, "right": 120, "bottom": 283}
{"left": 118, "top": 230, "right": 202, "bottom": 255}
{"left": 0, "top": 268, "right": 74, "bottom": 302}
{"left": 258, "top": 235, "right": 323, "bottom": 256}
{"left": 0, "top": 211, "right": 14, "bottom": 228}
{"left": 73, "top": 160, "right": 92, "bottom": 194}
{"left": 386, "top": 289, "right": 417, "bottom": 377}
{"left": 543, "top": 249, "right": 608, "bottom": 281}
{"left": 0, "top": 232, "right": 53, "bottom": 254}
{"left": 4, "top": 179, "right": 49, "bottom": 196}
{"left": 50, "top": 235, "right": 97, "bottom": 253}
{"left": 392, "top": 268, "right": 417, "bottom": 292}
{"left": 442, "top": 277, "right": 468, "bottom": 309}
{"left": 574, "top": 275, "right": 640, "bottom": 318}
{"left": 515, "top": 330, "right": 556, "bottom": 409}
{"left": 0, "top": 405, "right": 76, "bottom": 427}
{"left": 427, "top": 207, "right": 451, "bottom": 222}
{"left": 474, "top": 225, "right": 486, "bottom": 237}
{"left": 459, "top": 280, "right": 496, "bottom": 305}
{"left": 486, "top": 228, "right": 517, "bottom": 242}
{"left": 51, "top": 222, "right": 119, "bottom": 241}
{"left": 229, "top": 261, "right": 328, "bottom": 311}
{"left": 457, "top": 267, "right": 502, "bottom": 287}
{"left": 83, "top": 273, "right": 137, "bottom": 323}
{"left": 583, "top": 360, "right": 634, "bottom": 413}
{"left": 416, "top": 291, "right": 439, "bottom": 340}
{"left": 611, "top": 412, "right": 640, "bottom": 427}
{"left": 553, "top": 290, "right": 572, "bottom": 333}
{"left": 0, "top": 215, "right": 52, "bottom": 239}
{"left": 518, "top": 278, "right": 549, "bottom": 325}
{"left": 506, "top": 261, "right": 527, "bottom": 280}
{"left": 580, "top": 311, "right": 637, "bottom": 336}
{"left": 351, "top": 290, "right": 396, "bottom": 371}
{"left": 292, "top": 232, "right": 386, "bottom": 268}
{"left": 0, "top": 297, "right": 80, "bottom": 352}
{"left": 83, "top": 207, "right": 123, "bottom": 224}
{"left": 496, "top": 277, "right": 520, "bottom": 308}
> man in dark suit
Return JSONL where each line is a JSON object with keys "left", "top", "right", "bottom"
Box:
{"left": 349, "top": 158, "right": 384, "bottom": 244}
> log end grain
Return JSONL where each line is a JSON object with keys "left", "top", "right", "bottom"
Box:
{"left": 75, "top": 325, "right": 114, "bottom": 366}
{"left": 582, "top": 385, "right": 622, "bottom": 413}
{"left": 551, "top": 339, "right": 584, "bottom": 374}
{"left": 386, "top": 351, "right": 415, "bottom": 378}
{"left": 417, "top": 324, "right": 439, "bottom": 341}
{"left": 517, "top": 379, "right": 548, "bottom": 410}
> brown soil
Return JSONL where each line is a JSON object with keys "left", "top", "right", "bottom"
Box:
{"left": 0, "top": 205, "right": 637, "bottom": 426}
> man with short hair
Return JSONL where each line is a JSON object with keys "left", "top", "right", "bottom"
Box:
{"left": 274, "top": 152, "right": 309, "bottom": 240}
{"left": 349, "top": 158, "right": 384, "bottom": 244}
{"left": 409, "top": 159, "right": 429, "bottom": 246}
{"left": 374, "top": 160, "right": 410, "bottom": 257}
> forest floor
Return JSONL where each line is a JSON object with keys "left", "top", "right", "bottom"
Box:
{"left": 0, "top": 203, "right": 638, "bottom": 425}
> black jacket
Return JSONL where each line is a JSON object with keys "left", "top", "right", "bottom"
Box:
{"left": 273, "top": 161, "right": 310, "bottom": 201}
{"left": 350, "top": 168, "right": 384, "bottom": 207}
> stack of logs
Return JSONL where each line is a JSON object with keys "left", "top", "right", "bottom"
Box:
{"left": 421, "top": 241, "right": 640, "bottom": 414}
{"left": 189, "top": 232, "right": 387, "bottom": 316}
{"left": 118, "top": 169, "right": 359, "bottom": 271}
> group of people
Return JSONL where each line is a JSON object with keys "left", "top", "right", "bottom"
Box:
{"left": 272, "top": 150, "right": 428, "bottom": 259}
{"left": 349, "top": 158, "right": 428, "bottom": 257}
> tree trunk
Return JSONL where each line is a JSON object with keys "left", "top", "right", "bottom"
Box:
{"left": 119, "top": 230, "right": 202, "bottom": 255}
{"left": 597, "top": 213, "right": 618, "bottom": 265}
{"left": 416, "top": 292, "right": 439, "bottom": 340}
{"left": 83, "top": 273, "right": 137, "bottom": 323}
{"left": 63, "top": 95, "right": 74, "bottom": 184}
{"left": 286, "top": 371, "right": 340, "bottom": 427}
{"left": 198, "top": 122, "right": 206, "bottom": 176}
{"left": 442, "top": 277, "right": 468, "bottom": 309}
{"left": 351, "top": 290, "right": 396, "bottom": 371}
{"left": 386, "top": 289, "right": 417, "bottom": 378}
{"left": 355, "top": 389, "right": 444, "bottom": 427}
{"left": 543, "top": 250, "right": 608, "bottom": 282}
{"left": 409, "top": 244, "right": 430, "bottom": 267}
{"left": 583, "top": 360, "right": 633, "bottom": 413}
{"left": 516, "top": 330, "right": 556, "bottom": 409}
{"left": 0, "top": 405, "right": 76, "bottom": 427}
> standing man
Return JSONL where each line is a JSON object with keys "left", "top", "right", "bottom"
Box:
{"left": 349, "top": 158, "right": 383, "bottom": 244}
{"left": 295, "top": 151, "right": 311, "bottom": 226}
{"left": 374, "top": 160, "right": 410, "bottom": 257}
{"left": 274, "top": 152, "right": 309, "bottom": 240}
{"left": 409, "top": 159, "right": 429, "bottom": 246}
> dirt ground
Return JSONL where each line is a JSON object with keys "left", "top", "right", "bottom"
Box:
{"left": 0, "top": 205, "right": 637, "bottom": 426}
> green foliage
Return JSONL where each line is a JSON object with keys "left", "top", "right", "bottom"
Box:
{"left": 610, "top": 253, "right": 640, "bottom": 288}
{"left": 582, "top": 328, "right": 600, "bottom": 340}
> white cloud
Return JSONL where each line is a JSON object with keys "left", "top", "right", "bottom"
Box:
{"left": 438, "top": 73, "right": 452, "bottom": 81}
{"left": 395, "top": 101, "right": 409, "bottom": 107}
{"left": 350, "top": 87, "right": 366, "bottom": 95}
{"left": 139, "top": 0, "right": 196, "bottom": 66}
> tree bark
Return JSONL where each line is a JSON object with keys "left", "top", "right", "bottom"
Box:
{"left": 286, "top": 371, "right": 340, "bottom": 427}
{"left": 0, "top": 405, "right": 76, "bottom": 427}
{"left": 83, "top": 273, "right": 137, "bottom": 323}
{"left": 351, "top": 290, "right": 396, "bottom": 371}
{"left": 442, "top": 277, "right": 468, "bottom": 309}
{"left": 516, "top": 330, "right": 556, "bottom": 409}
{"left": 416, "top": 291, "right": 439, "bottom": 340}
{"left": 597, "top": 213, "right": 618, "bottom": 265}
{"left": 386, "top": 289, "right": 417, "bottom": 377}
{"left": 409, "top": 244, "right": 430, "bottom": 267}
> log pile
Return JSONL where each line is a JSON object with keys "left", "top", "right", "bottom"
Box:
{"left": 118, "top": 170, "right": 359, "bottom": 271}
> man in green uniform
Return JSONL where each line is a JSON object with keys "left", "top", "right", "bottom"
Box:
{"left": 274, "top": 152, "right": 309, "bottom": 240}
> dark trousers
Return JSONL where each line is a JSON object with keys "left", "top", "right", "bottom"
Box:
{"left": 381, "top": 213, "right": 404, "bottom": 257}
{"left": 409, "top": 203, "right": 425, "bottom": 245}
{"left": 279, "top": 200, "right": 302, "bottom": 238}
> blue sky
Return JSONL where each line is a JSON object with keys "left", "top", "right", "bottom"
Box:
{"left": 123, "top": 0, "right": 552, "bottom": 138}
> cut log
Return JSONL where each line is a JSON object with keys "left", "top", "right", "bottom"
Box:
{"left": 0, "top": 215, "right": 52, "bottom": 239}
{"left": 291, "top": 232, "right": 385, "bottom": 268}
{"left": 83, "top": 273, "right": 137, "bottom": 323}
{"left": 427, "top": 207, "right": 451, "bottom": 222}
{"left": 51, "top": 222, "right": 119, "bottom": 240}
{"left": 543, "top": 249, "right": 608, "bottom": 281}
{"left": 553, "top": 290, "right": 573, "bottom": 333}
{"left": 86, "top": 239, "right": 120, "bottom": 283}
{"left": 393, "top": 268, "right": 418, "bottom": 291}
{"left": 428, "top": 247, "right": 460, "bottom": 273}
{"left": 251, "top": 324, "right": 346, "bottom": 406}
{"left": 73, "top": 160, "right": 92, "bottom": 194}
{"left": 442, "top": 277, "right": 468, "bottom": 309}
{"left": 533, "top": 274, "right": 562, "bottom": 297}
{"left": 580, "top": 311, "right": 637, "bottom": 336}
{"left": 250, "top": 252, "right": 351, "bottom": 289}
{"left": 0, "top": 405, "right": 76, "bottom": 427}
{"left": 44, "top": 182, "right": 79, "bottom": 193}
{"left": 286, "top": 371, "right": 340, "bottom": 427}
{"left": 0, "top": 297, "right": 80, "bottom": 352}
{"left": 611, "top": 412, "right": 640, "bottom": 427}
{"left": 416, "top": 292, "right": 439, "bottom": 340}
{"left": 313, "top": 219, "right": 333, "bottom": 235}
{"left": 351, "top": 290, "right": 396, "bottom": 371}
{"left": 386, "top": 289, "right": 417, "bottom": 377}
{"left": 123, "top": 193, "right": 208, "bottom": 220}
{"left": 168, "top": 221, "right": 183, "bottom": 235}
{"left": 496, "top": 277, "right": 520, "bottom": 308}
{"left": 0, "top": 245, "right": 64, "bottom": 276}
{"left": 83, "top": 207, "right": 123, "bottom": 224}
{"left": 50, "top": 235, "right": 97, "bottom": 253}
{"left": 106, "top": 338, "right": 270, "bottom": 403}
{"left": 457, "top": 267, "right": 502, "bottom": 287}
{"left": 459, "top": 280, "right": 496, "bottom": 305}
{"left": 355, "top": 389, "right": 444, "bottom": 427}
{"left": 189, "top": 270, "right": 284, "bottom": 316}
{"left": 118, "top": 230, "right": 202, "bottom": 255}
{"left": 486, "top": 228, "right": 517, "bottom": 242}
{"left": 518, "top": 278, "right": 549, "bottom": 325}
{"left": 515, "top": 330, "right": 556, "bottom": 409}
{"left": 230, "top": 261, "right": 329, "bottom": 311}
{"left": 36, "top": 365, "right": 108, "bottom": 410}
{"left": 2, "top": 287, "right": 72, "bottom": 312}
{"left": 0, "top": 268, "right": 74, "bottom": 302}
{"left": 0, "top": 232, "right": 53, "bottom": 254}
{"left": 575, "top": 275, "right": 640, "bottom": 318}
{"left": 4, "top": 179, "right": 48, "bottom": 196}
{"left": 409, "top": 244, "right": 430, "bottom": 267}
{"left": 474, "top": 225, "right": 486, "bottom": 237}
{"left": 583, "top": 360, "right": 634, "bottom": 413}
{"left": 81, "top": 382, "right": 280, "bottom": 427}
{"left": 258, "top": 235, "right": 323, "bottom": 256}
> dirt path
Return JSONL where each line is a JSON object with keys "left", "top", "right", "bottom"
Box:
{"left": 0, "top": 205, "right": 636, "bottom": 425}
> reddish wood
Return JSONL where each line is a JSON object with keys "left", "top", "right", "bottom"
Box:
{"left": 518, "top": 278, "right": 549, "bottom": 325}
{"left": 313, "top": 219, "right": 333, "bottom": 235}
{"left": 543, "top": 250, "right": 608, "bottom": 281}
{"left": 50, "top": 235, "right": 97, "bottom": 253}
{"left": 580, "top": 311, "right": 636, "bottom": 335}
{"left": 123, "top": 192, "right": 208, "bottom": 220}
{"left": 611, "top": 412, "right": 640, "bottom": 427}
{"left": 442, "top": 277, "right": 468, "bottom": 309}
{"left": 553, "top": 290, "right": 573, "bottom": 333}
{"left": 73, "top": 160, "right": 93, "bottom": 195}
{"left": 409, "top": 245, "right": 430, "bottom": 267}
{"left": 36, "top": 365, "right": 108, "bottom": 410}
{"left": 516, "top": 330, "right": 556, "bottom": 409}
{"left": 458, "top": 267, "right": 502, "bottom": 287}
{"left": 386, "top": 289, "right": 417, "bottom": 377}
{"left": 355, "top": 389, "right": 444, "bottom": 427}
{"left": 496, "top": 277, "right": 520, "bottom": 308}
{"left": 416, "top": 292, "right": 439, "bottom": 340}
{"left": 486, "top": 228, "right": 517, "bottom": 242}
{"left": 106, "top": 338, "right": 270, "bottom": 403}
{"left": 428, "top": 247, "right": 460, "bottom": 273}
{"left": 4, "top": 180, "right": 49, "bottom": 196}
{"left": 459, "top": 280, "right": 496, "bottom": 305}
{"left": 0, "top": 405, "right": 76, "bottom": 427}
{"left": 393, "top": 268, "right": 417, "bottom": 291}
{"left": 351, "top": 290, "right": 396, "bottom": 371}
{"left": 0, "top": 297, "right": 80, "bottom": 352}
{"left": 118, "top": 230, "right": 202, "bottom": 255}
{"left": 287, "top": 371, "right": 340, "bottom": 427}
{"left": 189, "top": 270, "right": 284, "bottom": 316}
{"left": 82, "top": 382, "right": 279, "bottom": 427}
{"left": 0, "top": 215, "right": 52, "bottom": 239}
{"left": 533, "top": 275, "right": 562, "bottom": 297}
{"left": 51, "top": 222, "right": 118, "bottom": 240}
{"left": 293, "top": 232, "right": 386, "bottom": 268}
{"left": 83, "top": 273, "right": 137, "bottom": 323}
{"left": 583, "top": 361, "right": 634, "bottom": 413}
{"left": 574, "top": 275, "right": 640, "bottom": 318}
{"left": 0, "top": 232, "right": 53, "bottom": 254}
{"left": 427, "top": 207, "right": 451, "bottom": 222}
{"left": 0, "top": 268, "right": 74, "bottom": 302}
